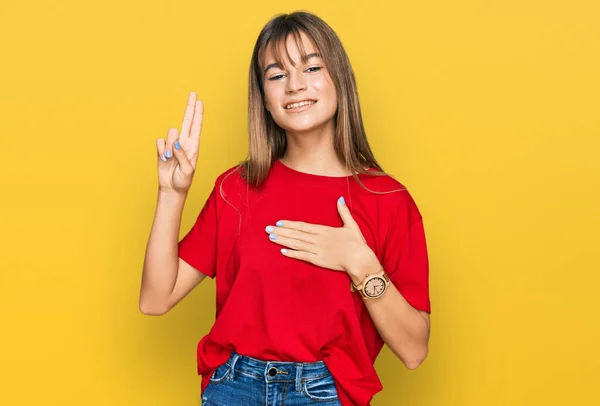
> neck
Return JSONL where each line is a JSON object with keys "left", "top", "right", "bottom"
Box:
{"left": 281, "top": 120, "right": 351, "bottom": 177}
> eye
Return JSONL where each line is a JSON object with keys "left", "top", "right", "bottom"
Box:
{"left": 268, "top": 66, "right": 322, "bottom": 81}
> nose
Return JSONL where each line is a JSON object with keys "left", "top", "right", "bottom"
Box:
{"left": 285, "top": 70, "right": 307, "bottom": 94}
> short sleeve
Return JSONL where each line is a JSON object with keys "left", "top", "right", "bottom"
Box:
{"left": 382, "top": 197, "right": 431, "bottom": 313}
{"left": 178, "top": 186, "right": 219, "bottom": 278}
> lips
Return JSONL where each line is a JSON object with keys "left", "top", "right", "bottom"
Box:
{"left": 283, "top": 99, "right": 318, "bottom": 110}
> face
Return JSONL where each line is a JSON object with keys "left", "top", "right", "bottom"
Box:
{"left": 262, "top": 31, "right": 338, "bottom": 134}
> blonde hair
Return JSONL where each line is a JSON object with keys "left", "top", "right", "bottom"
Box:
{"left": 221, "top": 11, "right": 404, "bottom": 224}
{"left": 243, "top": 11, "right": 407, "bottom": 190}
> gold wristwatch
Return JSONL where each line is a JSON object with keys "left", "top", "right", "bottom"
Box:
{"left": 350, "top": 268, "right": 390, "bottom": 299}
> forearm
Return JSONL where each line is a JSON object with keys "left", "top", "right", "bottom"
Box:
{"left": 139, "top": 189, "right": 188, "bottom": 313}
{"left": 348, "top": 252, "right": 430, "bottom": 369}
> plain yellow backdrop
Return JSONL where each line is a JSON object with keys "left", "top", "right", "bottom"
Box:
{"left": 1, "top": 1, "right": 598, "bottom": 405}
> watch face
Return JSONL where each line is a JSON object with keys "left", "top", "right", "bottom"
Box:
{"left": 364, "top": 276, "right": 386, "bottom": 297}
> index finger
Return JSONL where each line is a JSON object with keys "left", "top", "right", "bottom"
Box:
{"left": 275, "top": 220, "right": 324, "bottom": 234}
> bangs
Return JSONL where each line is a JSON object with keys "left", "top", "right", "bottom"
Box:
{"left": 246, "top": 11, "right": 384, "bottom": 189}
{"left": 259, "top": 25, "right": 323, "bottom": 73}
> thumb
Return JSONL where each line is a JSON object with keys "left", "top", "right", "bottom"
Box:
{"left": 337, "top": 196, "right": 358, "bottom": 229}
{"left": 172, "top": 140, "right": 194, "bottom": 176}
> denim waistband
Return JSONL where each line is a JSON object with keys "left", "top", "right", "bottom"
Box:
{"left": 223, "top": 350, "right": 332, "bottom": 383}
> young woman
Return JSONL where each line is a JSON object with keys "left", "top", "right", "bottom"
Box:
{"left": 140, "top": 11, "right": 431, "bottom": 406}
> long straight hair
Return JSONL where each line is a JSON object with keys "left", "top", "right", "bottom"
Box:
{"left": 237, "top": 11, "right": 393, "bottom": 190}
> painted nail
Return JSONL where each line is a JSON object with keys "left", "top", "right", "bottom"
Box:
{"left": 276, "top": 220, "right": 284, "bottom": 227}
{"left": 281, "top": 248, "right": 288, "bottom": 253}
{"left": 161, "top": 154, "right": 167, "bottom": 161}
{"left": 265, "top": 226, "right": 274, "bottom": 233}
{"left": 269, "top": 233, "right": 277, "bottom": 240}
{"left": 165, "top": 149, "right": 172, "bottom": 158}
{"left": 174, "top": 141, "right": 181, "bottom": 150}
{"left": 339, "top": 196, "right": 345, "bottom": 205}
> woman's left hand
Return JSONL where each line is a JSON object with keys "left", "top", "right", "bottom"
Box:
{"left": 264, "top": 196, "right": 380, "bottom": 279}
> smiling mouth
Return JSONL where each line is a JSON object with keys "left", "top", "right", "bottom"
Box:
{"left": 284, "top": 100, "right": 317, "bottom": 110}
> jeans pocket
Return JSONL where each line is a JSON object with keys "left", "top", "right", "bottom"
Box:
{"left": 302, "top": 373, "right": 339, "bottom": 402}
{"left": 209, "top": 362, "right": 232, "bottom": 384}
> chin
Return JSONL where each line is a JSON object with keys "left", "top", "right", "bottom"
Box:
{"left": 275, "top": 116, "right": 335, "bottom": 134}
{"left": 281, "top": 123, "right": 320, "bottom": 132}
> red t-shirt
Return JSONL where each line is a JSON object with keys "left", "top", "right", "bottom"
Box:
{"left": 178, "top": 159, "right": 431, "bottom": 405}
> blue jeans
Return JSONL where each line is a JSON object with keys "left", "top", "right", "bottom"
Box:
{"left": 201, "top": 351, "right": 342, "bottom": 405}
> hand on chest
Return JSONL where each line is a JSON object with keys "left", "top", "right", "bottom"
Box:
{"left": 233, "top": 190, "right": 379, "bottom": 297}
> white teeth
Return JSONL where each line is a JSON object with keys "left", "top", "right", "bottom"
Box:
{"left": 285, "top": 100, "right": 316, "bottom": 109}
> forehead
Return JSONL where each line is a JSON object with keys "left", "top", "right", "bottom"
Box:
{"left": 262, "top": 30, "right": 320, "bottom": 66}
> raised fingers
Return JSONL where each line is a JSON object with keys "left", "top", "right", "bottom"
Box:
{"left": 179, "top": 92, "right": 197, "bottom": 145}
{"left": 189, "top": 99, "right": 204, "bottom": 143}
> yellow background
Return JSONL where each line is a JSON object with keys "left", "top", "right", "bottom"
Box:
{"left": 1, "top": 1, "right": 598, "bottom": 405}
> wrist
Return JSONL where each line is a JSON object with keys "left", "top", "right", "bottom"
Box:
{"left": 346, "top": 246, "right": 382, "bottom": 286}
{"left": 158, "top": 188, "right": 188, "bottom": 206}
{"left": 159, "top": 187, "right": 188, "bottom": 199}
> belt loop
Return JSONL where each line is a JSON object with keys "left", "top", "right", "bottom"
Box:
{"left": 295, "top": 363, "right": 303, "bottom": 392}
{"left": 229, "top": 352, "right": 240, "bottom": 381}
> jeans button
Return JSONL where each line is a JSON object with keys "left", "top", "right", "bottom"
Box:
{"left": 268, "top": 367, "right": 278, "bottom": 377}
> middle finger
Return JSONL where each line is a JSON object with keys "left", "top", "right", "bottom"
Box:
{"left": 265, "top": 225, "right": 317, "bottom": 244}
{"left": 179, "top": 91, "right": 197, "bottom": 144}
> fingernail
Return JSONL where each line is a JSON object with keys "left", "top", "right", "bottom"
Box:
{"left": 265, "top": 226, "right": 274, "bottom": 233}
{"left": 339, "top": 196, "right": 345, "bottom": 205}
{"left": 276, "top": 221, "right": 284, "bottom": 227}
{"left": 174, "top": 141, "right": 181, "bottom": 150}
{"left": 269, "top": 233, "right": 277, "bottom": 240}
{"left": 165, "top": 150, "right": 172, "bottom": 158}
{"left": 281, "top": 248, "right": 288, "bottom": 253}
{"left": 161, "top": 154, "right": 167, "bottom": 161}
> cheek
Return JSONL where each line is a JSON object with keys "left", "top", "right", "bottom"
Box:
{"left": 313, "top": 78, "right": 337, "bottom": 103}
{"left": 263, "top": 89, "right": 273, "bottom": 108}
{"left": 263, "top": 85, "right": 280, "bottom": 107}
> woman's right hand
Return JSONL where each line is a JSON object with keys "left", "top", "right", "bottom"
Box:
{"left": 156, "top": 91, "right": 204, "bottom": 195}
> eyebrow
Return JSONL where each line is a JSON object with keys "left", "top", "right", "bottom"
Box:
{"left": 263, "top": 52, "right": 322, "bottom": 75}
